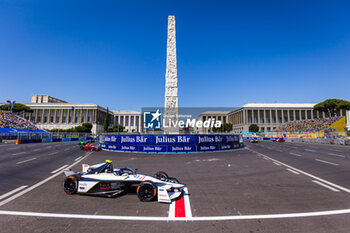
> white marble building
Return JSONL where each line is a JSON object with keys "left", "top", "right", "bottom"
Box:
{"left": 228, "top": 103, "right": 349, "bottom": 133}
{"left": 21, "top": 95, "right": 141, "bottom": 134}
{"left": 112, "top": 110, "right": 141, "bottom": 133}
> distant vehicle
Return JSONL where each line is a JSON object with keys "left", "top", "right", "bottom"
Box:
{"left": 80, "top": 143, "right": 101, "bottom": 151}
{"left": 276, "top": 138, "right": 285, "bottom": 142}
{"left": 78, "top": 139, "right": 95, "bottom": 145}
{"left": 78, "top": 140, "right": 88, "bottom": 145}
{"left": 63, "top": 160, "right": 185, "bottom": 203}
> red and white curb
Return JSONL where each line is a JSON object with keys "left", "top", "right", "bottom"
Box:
{"left": 168, "top": 187, "right": 192, "bottom": 220}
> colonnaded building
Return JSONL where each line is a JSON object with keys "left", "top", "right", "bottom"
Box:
{"left": 227, "top": 103, "right": 349, "bottom": 133}
{"left": 21, "top": 95, "right": 141, "bottom": 134}
{"left": 199, "top": 103, "right": 349, "bottom": 133}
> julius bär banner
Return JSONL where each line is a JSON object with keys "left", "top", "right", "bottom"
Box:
{"left": 101, "top": 134, "right": 243, "bottom": 153}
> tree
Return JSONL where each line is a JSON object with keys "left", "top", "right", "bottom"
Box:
{"left": 110, "top": 124, "right": 125, "bottom": 132}
{"left": 82, "top": 123, "right": 92, "bottom": 131}
{"left": 249, "top": 124, "right": 259, "bottom": 132}
{"left": 314, "top": 99, "right": 350, "bottom": 117}
{"left": 0, "top": 103, "right": 33, "bottom": 113}
{"left": 103, "top": 107, "right": 109, "bottom": 132}
{"left": 46, "top": 123, "right": 92, "bottom": 133}
{"left": 212, "top": 123, "right": 233, "bottom": 133}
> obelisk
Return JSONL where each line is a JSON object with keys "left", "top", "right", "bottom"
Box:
{"left": 164, "top": 15, "right": 179, "bottom": 134}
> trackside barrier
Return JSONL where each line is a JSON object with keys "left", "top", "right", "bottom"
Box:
{"left": 20, "top": 139, "right": 42, "bottom": 144}
{"left": 101, "top": 134, "right": 244, "bottom": 153}
{"left": 42, "top": 138, "right": 53, "bottom": 143}
{"left": 286, "top": 138, "right": 349, "bottom": 145}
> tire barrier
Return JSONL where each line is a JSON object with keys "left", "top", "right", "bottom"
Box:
{"left": 101, "top": 134, "right": 244, "bottom": 153}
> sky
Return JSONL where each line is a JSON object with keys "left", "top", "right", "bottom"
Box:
{"left": 1, "top": 0, "right": 350, "bottom": 111}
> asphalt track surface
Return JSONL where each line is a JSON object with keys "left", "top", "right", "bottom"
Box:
{"left": 1, "top": 141, "right": 350, "bottom": 232}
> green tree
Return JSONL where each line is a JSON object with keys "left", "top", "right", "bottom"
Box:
{"left": 82, "top": 123, "right": 92, "bottom": 131}
{"left": 103, "top": 107, "right": 109, "bottom": 132}
{"left": 212, "top": 123, "right": 233, "bottom": 133}
{"left": 111, "top": 124, "right": 125, "bottom": 132}
{"left": 0, "top": 103, "right": 33, "bottom": 113}
{"left": 249, "top": 124, "right": 259, "bottom": 132}
{"left": 46, "top": 123, "right": 92, "bottom": 133}
{"left": 314, "top": 99, "right": 350, "bottom": 117}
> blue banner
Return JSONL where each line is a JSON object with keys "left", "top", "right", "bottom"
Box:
{"left": 102, "top": 134, "right": 243, "bottom": 153}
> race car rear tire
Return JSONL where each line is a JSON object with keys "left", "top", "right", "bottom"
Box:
{"left": 64, "top": 176, "right": 78, "bottom": 194}
{"left": 154, "top": 171, "right": 169, "bottom": 179}
{"left": 137, "top": 182, "right": 157, "bottom": 202}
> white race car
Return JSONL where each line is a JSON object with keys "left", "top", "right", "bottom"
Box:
{"left": 63, "top": 160, "right": 185, "bottom": 203}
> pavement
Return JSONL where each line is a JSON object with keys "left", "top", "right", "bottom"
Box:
{"left": 0, "top": 141, "right": 350, "bottom": 232}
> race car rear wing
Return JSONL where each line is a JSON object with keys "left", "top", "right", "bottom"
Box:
{"left": 64, "top": 169, "right": 75, "bottom": 177}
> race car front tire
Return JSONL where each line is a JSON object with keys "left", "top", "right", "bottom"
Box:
{"left": 137, "top": 182, "right": 157, "bottom": 202}
{"left": 64, "top": 176, "right": 78, "bottom": 194}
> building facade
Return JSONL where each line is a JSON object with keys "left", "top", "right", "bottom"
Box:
{"left": 21, "top": 95, "right": 141, "bottom": 134}
{"left": 228, "top": 103, "right": 349, "bottom": 133}
{"left": 112, "top": 110, "right": 142, "bottom": 133}
{"left": 198, "top": 111, "right": 230, "bottom": 133}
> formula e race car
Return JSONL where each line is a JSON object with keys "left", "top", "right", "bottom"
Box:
{"left": 63, "top": 160, "right": 185, "bottom": 203}
{"left": 80, "top": 143, "right": 101, "bottom": 151}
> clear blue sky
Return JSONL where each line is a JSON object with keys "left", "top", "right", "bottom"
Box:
{"left": 1, "top": 0, "right": 349, "bottom": 111}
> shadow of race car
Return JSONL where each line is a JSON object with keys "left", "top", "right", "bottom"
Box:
{"left": 63, "top": 160, "right": 185, "bottom": 203}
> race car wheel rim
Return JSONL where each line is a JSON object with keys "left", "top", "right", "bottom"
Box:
{"left": 137, "top": 183, "right": 156, "bottom": 202}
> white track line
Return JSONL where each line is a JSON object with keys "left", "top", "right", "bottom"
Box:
{"left": 289, "top": 152, "right": 302, "bottom": 157}
{"left": 246, "top": 148, "right": 350, "bottom": 194}
{"left": 0, "top": 186, "right": 28, "bottom": 201}
{"left": 184, "top": 187, "right": 192, "bottom": 218}
{"left": 0, "top": 152, "right": 93, "bottom": 207}
{"left": 315, "top": 159, "right": 339, "bottom": 166}
{"left": 168, "top": 200, "right": 175, "bottom": 218}
{"left": 312, "top": 180, "right": 340, "bottom": 192}
{"left": 64, "top": 148, "right": 70, "bottom": 151}
{"left": 286, "top": 168, "right": 300, "bottom": 175}
{"left": 74, "top": 156, "right": 82, "bottom": 161}
{"left": 329, "top": 149, "right": 342, "bottom": 152}
{"left": 12, "top": 152, "right": 26, "bottom": 156}
{"left": 48, "top": 152, "right": 58, "bottom": 155}
{"left": 305, "top": 149, "right": 316, "bottom": 152}
{"left": 51, "top": 165, "right": 69, "bottom": 174}
{"left": 273, "top": 162, "right": 281, "bottom": 166}
{"left": 16, "top": 158, "right": 37, "bottom": 165}
{"left": 2, "top": 208, "right": 350, "bottom": 221}
{"left": 328, "top": 153, "right": 345, "bottom": 158}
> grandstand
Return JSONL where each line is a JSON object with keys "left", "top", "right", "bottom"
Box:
{"left": 0, "top": 110, "right": 48, "bottom": 139}
{"left": 0, "top": 110, "right": 38, "bottom": 129}
{"left": 278, "top": 117, "right": 342, "bottom": 133}
{"left": 266, "top": 116, "right": 348, "bottom": 139}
